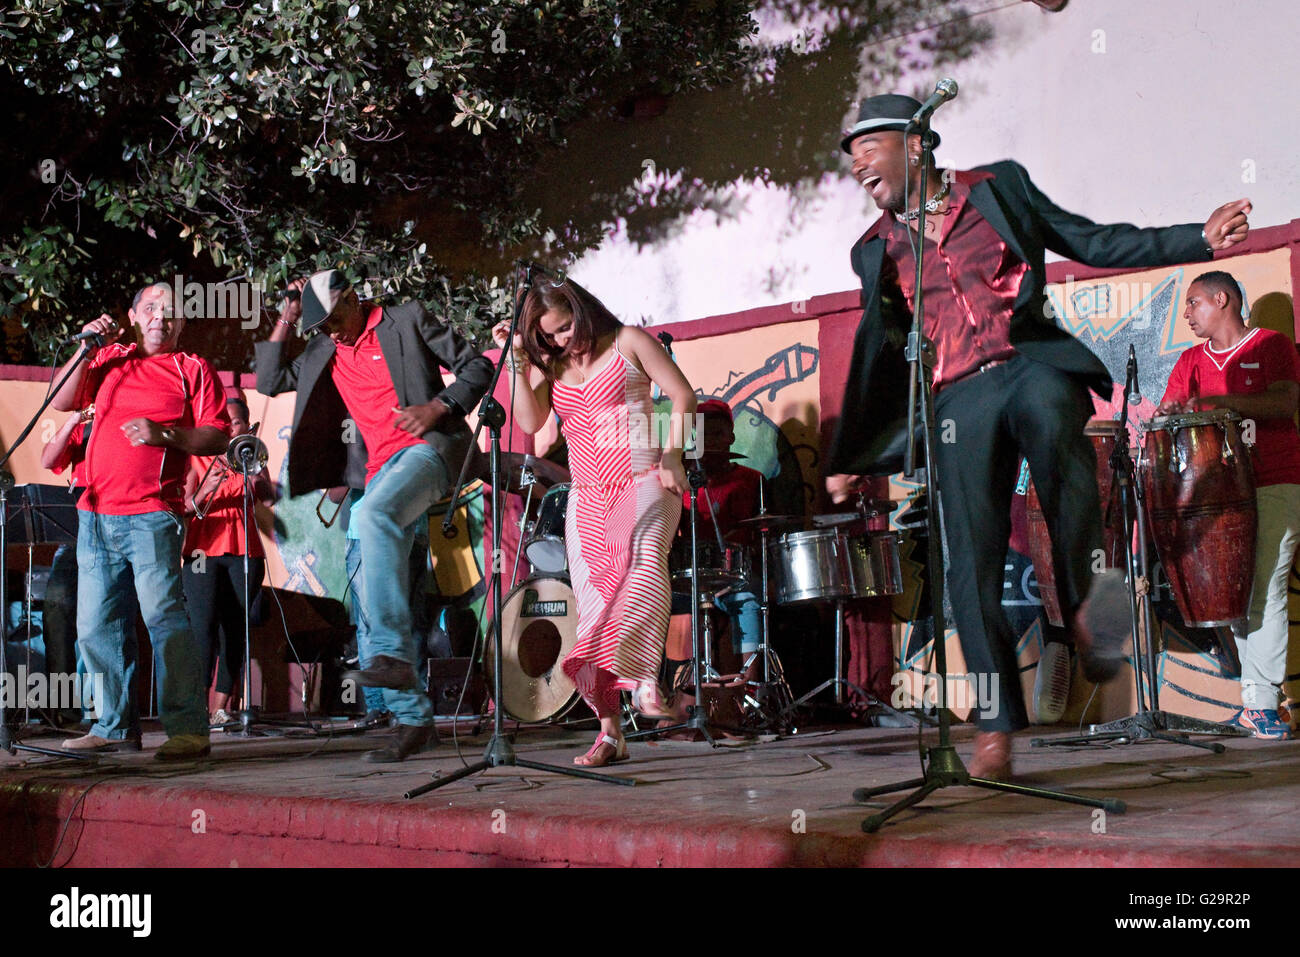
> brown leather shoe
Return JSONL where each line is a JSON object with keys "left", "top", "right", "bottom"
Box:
{"left": 62, "top": 731, "right": 142, "bottom": 753}
{"left": 341, "top": 654, "right": 420, "bottom": 691}
{"left": 362, "top": 723, "right": 437, "bottom": 763}
{"left": 968, "top": 730, "right": 1012, "bottom": 781}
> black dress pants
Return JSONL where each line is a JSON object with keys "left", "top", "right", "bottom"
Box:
{"left": 183, "top": 555, "right": 264, "bottom": 697}
{"left": 933, "top": 355, "right": 1101, "bottom": 732}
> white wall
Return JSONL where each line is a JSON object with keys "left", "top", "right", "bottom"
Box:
{"left": 571, "top": 0, "right": 1299, "bottom": 325}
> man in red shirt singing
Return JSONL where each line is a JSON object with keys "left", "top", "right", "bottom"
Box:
{"left": 258, "top": 270, "right": 493, "bottom": 762}
{"left": 1157, "top": 271, "right": 1300, "bottom": 739}
{"left": 50, "top": 282, "right": 231, "bottom": 760}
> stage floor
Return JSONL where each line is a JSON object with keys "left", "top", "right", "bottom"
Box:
{"left": 1, "top": 717, "right": 1296, "bottom": 868}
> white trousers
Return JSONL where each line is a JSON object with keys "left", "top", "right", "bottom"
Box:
{"left": 1231, "top": 483, "right": 1300, "bottom": 710}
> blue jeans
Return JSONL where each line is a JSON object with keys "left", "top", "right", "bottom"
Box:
{"left": 345, "top": 535, "right": 387, "bottom": 714}
{"left": 77, "top": 510, "right": 207, "bottom": 739}
{"left": 354, "top": 443, "right": 448, "bottom": 727}
{"left": 671, "top": 584, "right": 761, "bottom": 654}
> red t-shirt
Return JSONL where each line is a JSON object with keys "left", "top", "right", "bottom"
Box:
{"left": 1160, "top": 327, "right": 1300, "bottom": 487}
{"left": 75, "top": 344, "right": 230, "bottom": 515}
{"left": 329, "top": 307, "right": 423, "bottom": 485}
{"left": 183, "top": 460, "right": 267, "bottom": 558}
{"left": 682, "top": 464, "right": 763, "bottom": 540}
{"left": 48, "top": 421, "right": 89, "bottom": 489}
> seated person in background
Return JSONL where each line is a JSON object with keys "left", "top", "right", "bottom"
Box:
{"left": 1157, "top": 270, "right": 1300, "bottom": 740}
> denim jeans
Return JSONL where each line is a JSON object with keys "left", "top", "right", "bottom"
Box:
{"left": 77, "top": 510, "right": 207, "bottom": 739}
{"left": 671, "top": 584, "right": 761, "bottom": 654}
{"left": 354, "top": 443, "right": 448, "bottom": 727}
{"left": 344, "top": 532, "right": 386, "bottom": 714}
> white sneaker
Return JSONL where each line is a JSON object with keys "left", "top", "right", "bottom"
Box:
{"left": 1033, "top": 641, "right": 1072, "bottom": 724}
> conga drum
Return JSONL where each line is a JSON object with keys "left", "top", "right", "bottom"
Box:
{"left": 1024, "top": 417, "right": 1130, "bottom": 626}
{"left": 1139, "top": 410, "right": 1256, "bottom": 628}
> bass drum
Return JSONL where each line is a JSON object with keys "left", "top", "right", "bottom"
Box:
{"left": 484, "top": 575, "right": 580, "bottom": 722}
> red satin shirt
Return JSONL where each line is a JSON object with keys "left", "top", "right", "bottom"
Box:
{"left": 865, "top": 171, "right": 1029, "bottom": 390}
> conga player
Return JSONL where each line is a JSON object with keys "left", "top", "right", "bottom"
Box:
{"left": 1157, "top": 270, "right": 1300, "bottom": 740}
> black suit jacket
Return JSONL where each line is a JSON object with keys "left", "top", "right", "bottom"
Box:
{"left": 827, "top": 161, "right": 1212, "bottom": 477}
{"left": 255, "top": 301, "right": 494, "bottom": 497}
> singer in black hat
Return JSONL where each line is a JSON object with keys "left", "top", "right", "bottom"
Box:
{"left": 825, "top": 89, "right": 1253, "bottom": 779}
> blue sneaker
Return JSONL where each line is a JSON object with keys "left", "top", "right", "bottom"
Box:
{"left": 1237, "top": 709, "right": 1294, "bottom": 740}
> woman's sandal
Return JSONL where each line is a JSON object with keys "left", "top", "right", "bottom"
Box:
{"left": 574, "top": 733, "right": 628, "bottom": 767}
{"left": 630, "top": 681, "right": 679, "bottom": 721}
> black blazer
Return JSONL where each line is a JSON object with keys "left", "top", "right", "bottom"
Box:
{"left": 827, "top": 161, "right": 1212, "bottom": 477}
{"left": 255, "top": 301, "right": 494, "bottom": 497}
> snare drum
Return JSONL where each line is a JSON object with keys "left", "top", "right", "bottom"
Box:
{"left": 1139, "top": 409, "right": 1256, "bottom": 627}
{"left": 669, "top": 537, "right": 753, "bottom": 596}
{"left": 524, "top": 483, "right": 569, "bottom": 574}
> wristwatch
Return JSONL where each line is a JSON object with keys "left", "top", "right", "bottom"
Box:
{"left": 1201, "top": 228, "right": 1214, "bottom": 255}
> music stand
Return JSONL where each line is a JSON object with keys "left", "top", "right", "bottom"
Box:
{"left": 1, "top": 346, "right": 99, "bottom": 761}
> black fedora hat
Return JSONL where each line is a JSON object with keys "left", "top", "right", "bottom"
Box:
{"left": 840, "top": 93, "right": 940, "bottom": 153}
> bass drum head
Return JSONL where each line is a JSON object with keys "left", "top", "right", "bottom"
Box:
{"left": 485, "top": 576, "right": 580, "bottom": 723}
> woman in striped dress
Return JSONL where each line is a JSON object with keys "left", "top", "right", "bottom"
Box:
{"left": 493, "top": 279, "right": 695, "bottom": 767}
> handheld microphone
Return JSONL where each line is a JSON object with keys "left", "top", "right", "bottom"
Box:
{"left": 60, "top": 329, "right": 107, "bottom": 349}
{"left": 908, "top": 78, "right": 958, "bottom": 127}
{"left": 657, "top": 331, "right": 673, "bottom": 352}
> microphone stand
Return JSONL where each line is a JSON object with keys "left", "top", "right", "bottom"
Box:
{"left": 406, "top": 264, "right": 633, "bottom": 797}
{"left": 0, "top": 345, "right": 99, "bottom": 760}
{"left": 1034, "top": 349, "right": 1241, "bottom": 750}
{"left": 626, "top": 456, "right": 723, "bottom": 744}
{"left": 851, "top": 120, "right": 1123, "bottom": 830}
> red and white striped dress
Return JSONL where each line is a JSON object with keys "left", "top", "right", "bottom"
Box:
{"left": 552, "top": 338, "right": 681, "bottom": 717}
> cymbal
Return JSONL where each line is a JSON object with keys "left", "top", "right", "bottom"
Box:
{"left": 735, "top": 514, "right": 805, "bottom": 531}
{"left": 811, "top": 513, "right": 866, "bottom": 528}
{"left": 471, "top": 450, "right": 570, "bottom": 493}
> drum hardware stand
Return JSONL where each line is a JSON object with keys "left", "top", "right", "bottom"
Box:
{"left": 783, "top": 598, "right": 916, "bottom": 727}
{"left": 407, "top": 261, "right": 632, "bottom": 797}
{"left": 714, "top": 478, "right": 794, "bottom": 735}
{"left": 1033, "top": 347, "right": 1239, "bottom": 751}
{"left": 0, "top": 343, "right": 101, "bottom": 761}
{"left": 508, "top": 463, "right": 538, "bottom": 587}
{"left": 850, "top": 115, "right": 1124, "bottom": 830}
{"left": 626, "top": 457, "right": 722, "bottom": 745}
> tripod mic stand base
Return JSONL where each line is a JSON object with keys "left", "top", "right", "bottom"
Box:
{"left": 1031, "top": 709, "right": 1240, "bottom": 752}
{"left": 853, "top": 743, "right": 1127, "bottom": 833}
{"left": 624, "top": 704, "right": 719, "bottom": 745}
{"left": 403, "top": 730, "right": 638, "bottom": 799}
{"left": 0, "top": 723, "right": 96, "bottom": 760}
